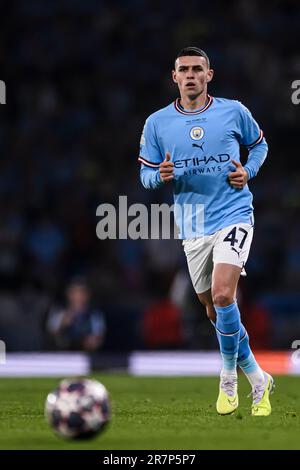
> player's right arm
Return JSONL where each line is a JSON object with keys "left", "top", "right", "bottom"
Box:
{"left": 138, "top": 116, "right": 174, "bottom": 189}
{"left": 159, "top": 152, "right": 174, "bottom": 182}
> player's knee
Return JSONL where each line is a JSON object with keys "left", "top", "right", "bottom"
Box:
{"left": 212, "top": 288, "right": 234, "bottom": 307}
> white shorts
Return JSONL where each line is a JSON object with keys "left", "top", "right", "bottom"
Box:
{"left": 183, "top": 223, "right": 254, "bottom": 294}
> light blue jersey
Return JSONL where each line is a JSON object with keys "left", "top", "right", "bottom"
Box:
{"left": 139, "top": 96, "right": 268, "bottom": 238}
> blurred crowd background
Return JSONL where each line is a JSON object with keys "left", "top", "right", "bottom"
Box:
{"left": 0, "top": 0, "right": 299, "bottom": 352}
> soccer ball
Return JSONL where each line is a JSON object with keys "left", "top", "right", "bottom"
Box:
{"left": 45, "top": 378, "right": 111, "bottom": 439}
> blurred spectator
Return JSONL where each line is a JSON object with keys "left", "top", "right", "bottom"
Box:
{"left": 46, "top": 278, "right": 106, "bottom": 351}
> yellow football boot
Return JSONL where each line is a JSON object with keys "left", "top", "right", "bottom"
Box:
{"left": 251, "top": 373, "right": 274, "bottom": 417}
{"left": 216, "top": 375, "right": 238, "bottom": 415}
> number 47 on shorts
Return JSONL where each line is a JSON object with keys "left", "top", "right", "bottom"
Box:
{"left": 223, "top": 226, "right": 248, "bottom": 249}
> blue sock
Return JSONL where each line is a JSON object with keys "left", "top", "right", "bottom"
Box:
{"left": 214, "top": 301, "right": 241, "bottom": 373}
{"left": 239, "top": 352, "right": 261, "bottom": 374}
{"left": 211, "top": 318, "right": 263, "bottom": 382}
{"left": 237, "top": 323, "right": 251, "bottom": 362}
{"left": 237, "top": 324, "right": 264, "bottom": 382}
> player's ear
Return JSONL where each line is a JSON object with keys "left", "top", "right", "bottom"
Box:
{"left": 206, "top": 68, "right": 214, "bottom": 83}
{"left": 172, "top": 70, "right": 178, "bottom": 83}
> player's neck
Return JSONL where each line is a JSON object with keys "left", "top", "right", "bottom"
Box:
{"left": 179, "top": 92, "right": 208, "bottom": 111}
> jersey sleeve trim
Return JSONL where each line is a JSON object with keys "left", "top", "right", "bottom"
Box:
{"left": 245, "top": 129, "right": 264, "bottom": 148}
{"left": 138, "top": 156, "right": 161, "bottom": 168}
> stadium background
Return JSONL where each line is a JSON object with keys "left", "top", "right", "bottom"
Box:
{"left": 0, "top": 0, "right": 300, "bottom": 371}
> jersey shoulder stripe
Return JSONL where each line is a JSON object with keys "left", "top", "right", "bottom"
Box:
{"left": 245, "top": 129, "right": 264, "bottom": 148}
{"left": 138, "top": 156, "right": 160, "bottom": 168}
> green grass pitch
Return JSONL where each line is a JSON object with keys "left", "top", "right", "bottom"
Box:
{"left": 0, "top": 374, "right": 299, "bottom": 450}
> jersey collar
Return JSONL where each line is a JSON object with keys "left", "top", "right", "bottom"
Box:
{"left": 174, "top": 94, "right": 213, "bottom": 115}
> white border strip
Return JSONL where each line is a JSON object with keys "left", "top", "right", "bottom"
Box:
{"left": 0, "top": 351, "right": 298, "bottom": 377}
{"left": 129, "top": 351, "right": 222, "bottom": 376}
{"left": 0, "top": 353, "right": 90, "bottom": 377}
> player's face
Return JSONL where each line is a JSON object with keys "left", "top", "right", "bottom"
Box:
{"left": 172, "top": 56, "right": 213, "bottom": 99}
{"left": 67, "top": 285, "right": 90, "bottom": 310}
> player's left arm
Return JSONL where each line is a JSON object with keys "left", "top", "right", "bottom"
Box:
{"left": 229, "top": 102, "right": 268, "bottom": 189}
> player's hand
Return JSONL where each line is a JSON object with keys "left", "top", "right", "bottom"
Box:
{"left": 228, "top": 160, "right": 248, "bottom": 189}
{"left": 159, "top": 152, "right": 174, "bottom": 182}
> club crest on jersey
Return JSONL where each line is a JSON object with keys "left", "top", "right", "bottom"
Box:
{"left": 190, "top": 126, "right": 204, "bottom": 140}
